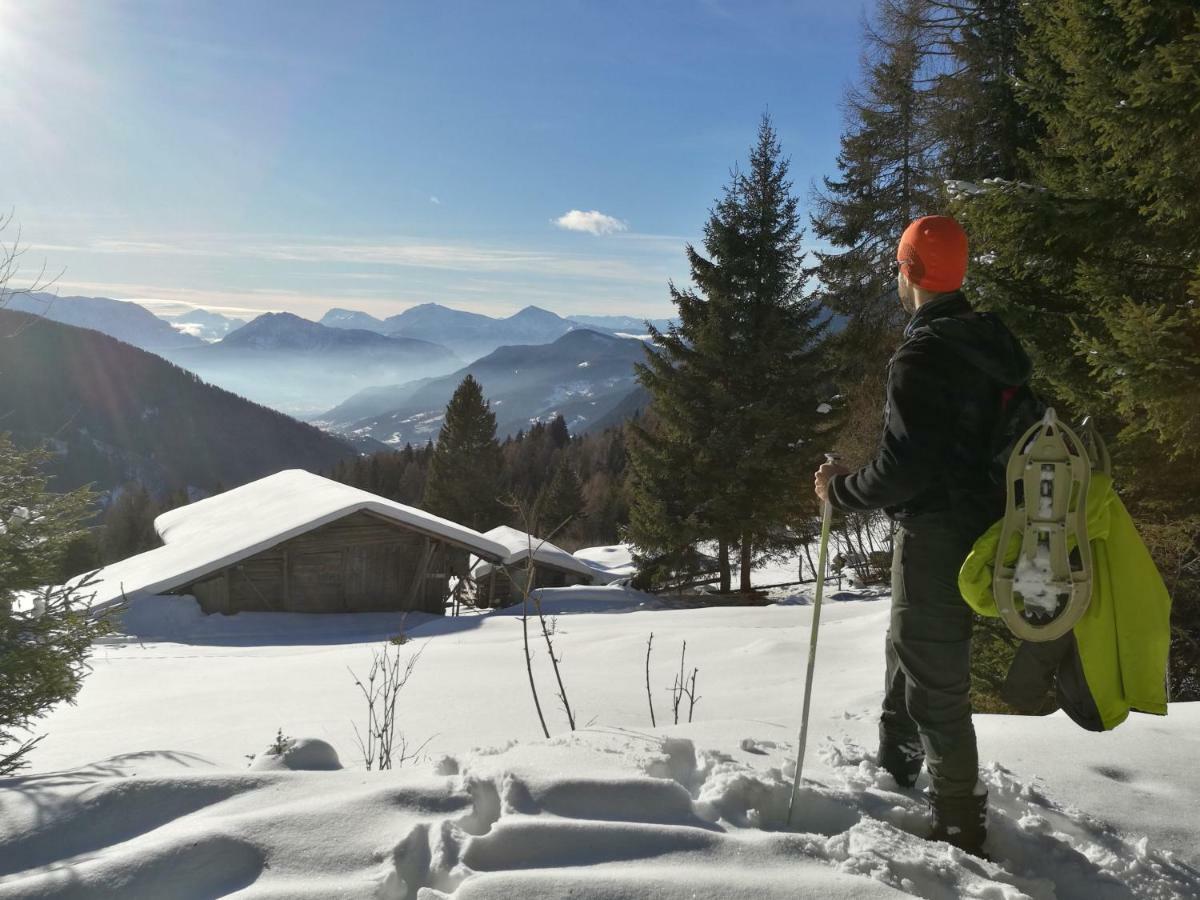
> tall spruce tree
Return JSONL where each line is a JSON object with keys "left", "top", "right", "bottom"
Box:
{"left": 537, "top": 460, "right": 585, "bottom": 544}
{"left": 952, "top": 0, "right": 1200, "bottom": 698}
{"left": 918, "top": 0, "right": 1037, "bottom": 184}
{"left": 100, "top": 483, "right": 160, "bottom": 564}
{"left": 805, "top": 0, "right": 946, "bottom": 504}
{"left": 810, "top": 0, "right": 940, "bottom": 339}
{"left": 1, "top": 437, "right": 113, "bottom": 773}
{"left": 627, "top": 407, "right": 711, "bottom": 588}
{"left": 422, "top": 375, "right": 504, "bottom": 531}
{"left": 630, "top": 116, "right": 832, "bottom": 593}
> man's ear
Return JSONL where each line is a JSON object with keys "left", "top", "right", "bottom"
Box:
{"left": 896, "top": 270, "right": 914, "bottom": 311}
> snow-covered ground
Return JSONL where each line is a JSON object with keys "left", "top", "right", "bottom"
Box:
{"left": 2, "top": 562, "right": 1197, "bottom": 898}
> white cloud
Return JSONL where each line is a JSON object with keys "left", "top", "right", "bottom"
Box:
{"left": 554, "top": 209, "right": 628, "bottom": 236}
{"left": 429, "top": 195, "right": 441, "bottom": 205}
{"left": 39, "top": 233, "right": 664, "bottom": 284}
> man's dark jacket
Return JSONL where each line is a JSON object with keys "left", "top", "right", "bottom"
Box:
{"left": 829, "top": 291, "right": 1032, "bottom": 525}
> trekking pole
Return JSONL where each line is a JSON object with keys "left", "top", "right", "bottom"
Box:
{"left": 786, "top": 452, "right": 839, "bottom": 827}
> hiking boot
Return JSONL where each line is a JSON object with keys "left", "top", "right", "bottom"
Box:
{"left": 878, "top": 736, "right": 924, "bottom": 788}
{"left": 927, "top": 788, "right": 988, "bottom": 856}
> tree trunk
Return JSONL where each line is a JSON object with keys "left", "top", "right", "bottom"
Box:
{"left": 801, "top": 534, "right": 816, "bottom": 582}
{"left": 740, "top": 534, "right": 753, "bottom": 593}
{"left": 718, "top": 539, "right": 731, "bottom": 593}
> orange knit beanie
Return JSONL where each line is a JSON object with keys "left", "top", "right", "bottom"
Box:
{"left": 896, "top": 215, "right": 969, "bottom": 293}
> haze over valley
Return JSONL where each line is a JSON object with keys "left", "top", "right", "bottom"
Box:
{"left": 7, "top": 292, "right": 670, "bottom": 444}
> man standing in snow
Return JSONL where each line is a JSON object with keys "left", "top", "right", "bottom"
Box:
{"left": 813, "top": 215, "right": 1032, "bottom": 856}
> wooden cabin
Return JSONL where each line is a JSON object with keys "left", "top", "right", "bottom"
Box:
{"left": 180, "top": 510, "right": 477, "bottom": 615}
{"left": 475, "top": 560, "right": 595, "bottom": 608}
{"left": 472, "top": 525, "right": 601, "bottom": 608}
{"left": 82, "top": 470, "right": 509, "bottom": 616}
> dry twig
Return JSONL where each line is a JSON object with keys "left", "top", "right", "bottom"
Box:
{"left": 349, "top": 642, "right": 426, "bottom": 770}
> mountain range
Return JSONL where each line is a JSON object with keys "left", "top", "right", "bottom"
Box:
{"left": 319, "top": 303, "right": 674, "bottom": 361}
{"left": 0, "top": 309, "right": 355, "bottom": 498}
{"left": 318, "top": 328, "right": 650, "bottom": 445}
{"left": 7, "top": 293, "right": 672, "bottom": 434}
{"left": 160, "top": 312, "right": 463, "bottom": 418}
{"left": 566, "top": 314, "right": 674, "bottom": 334}
{"left": 319, "top": 303, "right": 573, "bottom": 361}
{"left": 320, "top": 308, "right": 389, "bottom": 333}
{"left": 7, "top": 292, "right": 205, "bottom": 351}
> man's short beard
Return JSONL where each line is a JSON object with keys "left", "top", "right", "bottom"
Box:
{"left": 899, "top": 287, "right": 916, "bottom": 314}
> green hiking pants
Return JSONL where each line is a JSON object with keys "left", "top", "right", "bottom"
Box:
{"left": 880, "top": 518, "right": 981, "bottom": 800}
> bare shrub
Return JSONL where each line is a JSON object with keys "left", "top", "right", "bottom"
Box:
{"left": 349, "top": 642, "right": 429, "bottom": 770}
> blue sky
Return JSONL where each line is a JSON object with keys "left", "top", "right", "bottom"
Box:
{"left": 2, "top": 1, "right": 866, "bottom": 321}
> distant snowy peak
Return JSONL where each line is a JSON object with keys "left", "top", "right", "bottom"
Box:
{"left": 319, "top": 307, "right": 389, "bottom": 333}
{"left": 173, "top": 308, "right": 239, "bottom": 327}
{"left": 161, "top": 309, "right": 243, "bottom": 342}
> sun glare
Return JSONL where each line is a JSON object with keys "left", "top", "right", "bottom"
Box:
{"left": 0, "top": 0, "right": 106, "bottom": 176}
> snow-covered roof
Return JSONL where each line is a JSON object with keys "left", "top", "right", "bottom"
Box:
{"left": 571, "top": 544, "right": 636, "bottom": 581}
{"left": 472, "top": 525, "right": 602, "bottom": 582}
{"left": 75, "top": 470, "right": 510, "bottom": 608}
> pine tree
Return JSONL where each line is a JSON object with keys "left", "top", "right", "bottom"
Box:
{"left": 923, "top": 0, "right": 1037, "bottom": 184}
{"left": 627, "top": 404, "right": 700, "bottom": 575}
{"left": 396, "top": 459, "right": 427, "bottom": 507}
{"left": 953, "top": 0, "right": 1200, "bottom": 472}
{"left": 100, "top": 483, "right": 160, "bottom": 564}
{"left": 422, "top": 375, "right": 504, "bottom": 531}
{"left": 547, "top": 414, "right": 569, "bottom": 450}
{"left": 631, "top": 116, "right": 833, "bottom": 592}
{"left": 0, "top": 437, "right": 113, "bottom": 773}
{"left": 810, "top": 0, "right": 940, "bottom": 338}
{"left": 952, "top": 0, "right": 1200, "bottom": 698}
{"left": 537, "top": 460, "right": 585, "bottom": 544}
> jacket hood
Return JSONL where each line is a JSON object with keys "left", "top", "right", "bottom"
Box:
{"left": 907, "top": 293, "right": 1033, "bottom": 386}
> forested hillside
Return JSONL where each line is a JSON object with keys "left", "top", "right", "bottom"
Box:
{"left": 0, "top": 310, "right": 356, "bottom": 498}
{"left": 327, "top": 329, "right": 647, "bottom": 444}
{"left": 328, "top": 410, "right": 630, "bottom": 552}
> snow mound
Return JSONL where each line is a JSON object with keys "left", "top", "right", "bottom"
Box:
{"left": 491, "top": 584, "right": 657, "bottom": 616}
{"left": 1, "top": 731, "right": 1196, "bottom": 898}
{"left": 14, "top": 570, "right": 1199, "bottom": 897}
{"left": 108, "top": 592, "right": 426, "bottom": 644}
{"left": 114, "top": 593, "right": 207, "bottom": 638}
{"left": 250, "top": 737, "right": 342, "bottom": 771}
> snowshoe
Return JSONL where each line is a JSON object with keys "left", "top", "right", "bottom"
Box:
{"left": 993, "top": 408, "right": 1093, "bottom": 643}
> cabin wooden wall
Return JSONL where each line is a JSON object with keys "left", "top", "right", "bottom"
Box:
{"left": 183, "top": 510, "right": 455, "bottom": 615}
{"left": 478, "top": 564, "right": 590, "bottom": 608}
